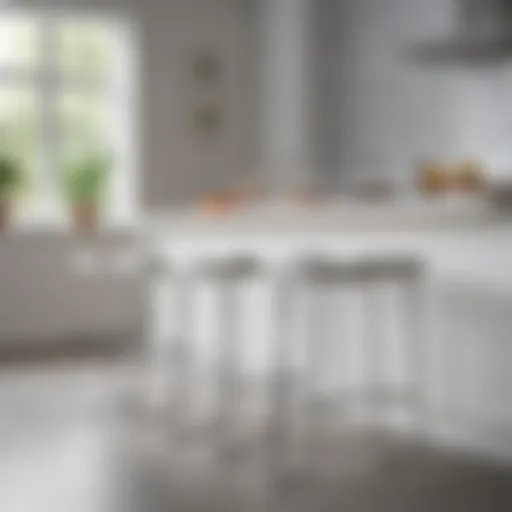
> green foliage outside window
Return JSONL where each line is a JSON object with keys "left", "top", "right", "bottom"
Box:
{"left": 0, "top": 19, "right": 113, "bottom": 198}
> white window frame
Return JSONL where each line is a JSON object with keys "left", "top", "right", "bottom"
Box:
{"left": 0, "top": 6, "right": 140, "bottom": 230}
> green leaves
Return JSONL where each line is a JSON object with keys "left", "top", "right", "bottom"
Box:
{"left": 61, "top": 150, "right": 111, "bottom": 204}
{"left": 0, "top": 151, "right": 25, "bottom": 200}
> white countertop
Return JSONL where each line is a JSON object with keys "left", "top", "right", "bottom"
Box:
{"left": 145, "top": 197, "right": 510, "bottom": 240}
{"left": 142, "top": 198, "right": 512, "bottom": 288}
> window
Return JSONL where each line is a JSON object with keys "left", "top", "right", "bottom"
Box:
{"left": 0, "top": 11, "right": 137, "bottom": 228}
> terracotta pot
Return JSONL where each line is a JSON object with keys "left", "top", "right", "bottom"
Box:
{"left": 0, "top": 202, "right": 10, "bottom": 231}
{"left": 72, "top": 203, "right": 99, "bottom": 232}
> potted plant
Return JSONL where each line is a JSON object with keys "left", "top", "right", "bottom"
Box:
{"left": 0, "top": 151, "right": 24, "bottom": 231}
{"left": 62, "top": 149, "right": 111, "bottom": 232}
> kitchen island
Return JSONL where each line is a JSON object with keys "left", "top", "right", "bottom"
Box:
{"left": 138, "top": 197, "right": 512, "bottom": 462}
{"left": 144, "top": 197, "right": 512, "bottom": 287}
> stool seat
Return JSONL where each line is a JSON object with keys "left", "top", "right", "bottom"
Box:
{"left": 299, "top": 255, "right": 424, "bottom": 285}
{"left": 196, "top": 254, "right": 262, "bottom": 281}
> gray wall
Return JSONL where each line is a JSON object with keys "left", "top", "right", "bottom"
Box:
{"left": 140, "top": 0, "right": 258, "bottom": 205}
{"left": 19, "top": 0, "right": 258, "bottom": 205}
{"left": 0, "top": 0, "right": 258, "bottom": 341}
{"left": 316, "top": 0, "right": 512, "bottom": 187}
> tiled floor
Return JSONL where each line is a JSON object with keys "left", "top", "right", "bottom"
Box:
{"left": 0, "top": 361, "right": 512, "bottom": 512}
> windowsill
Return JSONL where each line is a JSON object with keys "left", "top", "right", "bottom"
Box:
{"left": 0, "top": 217, "right": 141, "bottom": 240}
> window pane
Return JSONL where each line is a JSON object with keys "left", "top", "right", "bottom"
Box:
{"left": 59, "top": 93, "right": 111, "bottom": 152}
{"left": 59, "top": 22, "right": 112, "bottom": 80}
{"left": 0, "top": 88, "right": 39, "bottom": 219}
{"left": 0, "top": 16, "right": 37, "bottom": 66}
{"left": 0, "top": 88, "right": 37, "bottom": 172}
{"left": 58, "top": 92, "right": 114, "bottom": 206}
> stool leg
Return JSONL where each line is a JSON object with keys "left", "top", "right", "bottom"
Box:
{"left": 141, "top": 261, "right": 170, "bottom": 420}
{"left": 267, "top": 271, "right": 296, "bottom": 487}
{"left": 403, "top": 276, "right": 431, "bottom": 448}
{"left": 302, "top": 286, "right": 331, "bottom": 476}
{"left": 216, "top": 282, "right": 241, "bottom": 461}
{"left": 361, "top": 284, "right": 385, "bottom": 424}
{"left": 169, "top": 272, "right": 195, "bottom": 443}
{"left": 360, "top": 283, "right": 390, "bottom": 468}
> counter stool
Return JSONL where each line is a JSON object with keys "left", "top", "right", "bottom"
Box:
{"left": 193, "top": 254, "right": 262, "bottom": 460}
{"left": 140, "top": 253, "right": 179, "bottom": 421}
{"left": 296, "top": 254, "right": 430, "bottom": 475}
